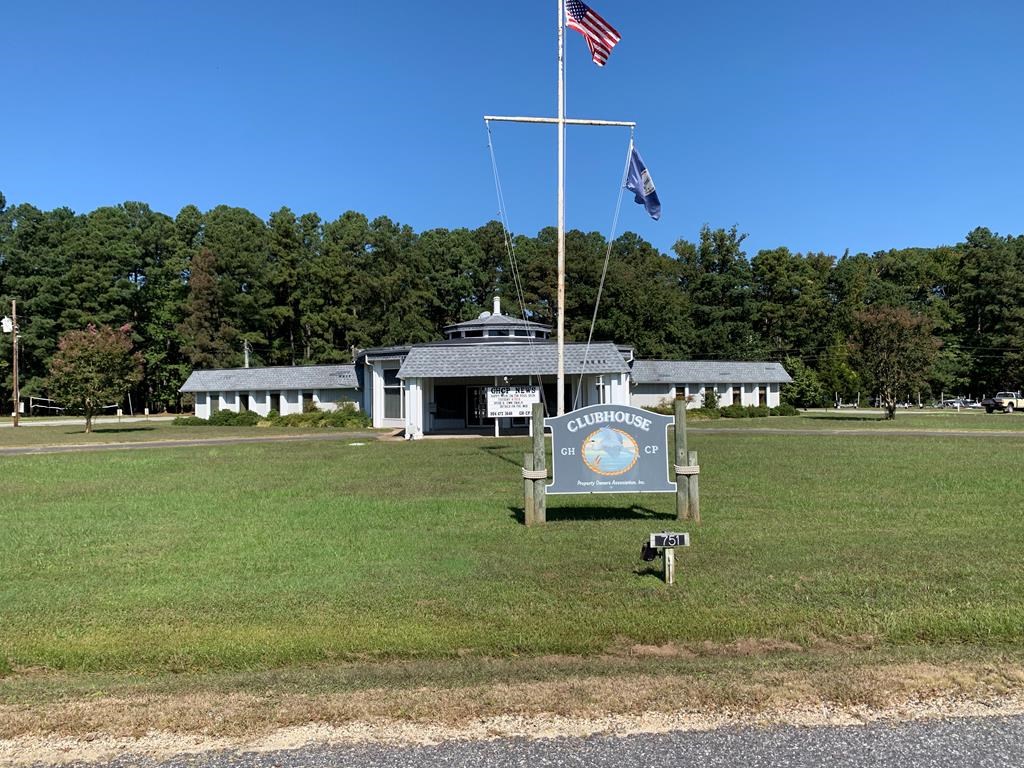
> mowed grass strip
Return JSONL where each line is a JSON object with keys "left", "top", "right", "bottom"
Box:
{"left": 0, "top": 422, "right": 379, "bottom": 449}
{"left": 690, "top": 410, "right": 1024, "bottom": 432}
{"left": 1, "top": 431, "right": 1022, "bottom": 674}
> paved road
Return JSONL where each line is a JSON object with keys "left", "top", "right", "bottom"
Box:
{"left": 41, "top": 715, "right": 1024, "bottom": 768}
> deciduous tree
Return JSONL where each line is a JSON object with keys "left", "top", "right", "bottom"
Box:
{"left": 853, "top": 307, "right": 940, "bottom": 419}
{"left": 47, "top": 324, "right": 144, "bottom": 432}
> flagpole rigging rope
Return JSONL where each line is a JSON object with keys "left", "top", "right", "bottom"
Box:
{"left": 572, "top": 131, "right": 634, "bottom": 410}
{"left": 485, "top": 120, "right": 550, "bottom": 413}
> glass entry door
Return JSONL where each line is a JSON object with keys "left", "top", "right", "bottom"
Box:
{"left": 466, "top": 387, "right": 492, "bottom": 428}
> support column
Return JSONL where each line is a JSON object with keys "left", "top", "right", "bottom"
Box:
{"left": 532, "top": 401, "right": 547, "bottom": 524}
{"left": 674, "top": 397, "right": 690, "bottom": 520}
{"left": 688, "top": 450, "right": 701, "bottom": 524}
{"left": 523, "top": 453, "right": 536, "bottom": 526}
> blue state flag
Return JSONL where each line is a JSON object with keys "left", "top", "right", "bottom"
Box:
{"left": 625, "top": 146, "right": 661, "bottom": 220}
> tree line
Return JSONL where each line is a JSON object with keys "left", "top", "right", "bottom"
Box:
{"left": 1, "top": 190, "right": 1023, "bottom": 413}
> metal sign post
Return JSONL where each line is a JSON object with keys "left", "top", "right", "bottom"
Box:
{"left": 648, "top": 532, "right": 690, "bottom": 585}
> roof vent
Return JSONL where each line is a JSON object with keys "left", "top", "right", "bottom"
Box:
{"left": 478, "top": 311, "right": 491, "bottom": 319}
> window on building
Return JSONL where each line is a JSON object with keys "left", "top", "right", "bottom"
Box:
{"left": 434, "top": 385, "right": 464, "bottom": 421}
{"left": 465, "top": 330, "right": 484, "bottom": 338}
{"left": 383, "top": 369, "right": 403, "bottom": 419}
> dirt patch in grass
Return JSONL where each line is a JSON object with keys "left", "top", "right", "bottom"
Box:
{"left": 3, "top": 659, "right": 1024, "bottom": 764}
{"left": 620, "top": 635, "right": 871, "bottom": 659}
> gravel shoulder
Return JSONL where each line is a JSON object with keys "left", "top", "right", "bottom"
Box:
{"left": 3, "top": 659, "right": 1024, "bottom": 766}
{"left": 3, "top": 693, "right": 1023, "bottom": 766}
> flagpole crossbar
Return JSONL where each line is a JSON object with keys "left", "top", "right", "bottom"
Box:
{"left": 484, "top": 1, "right": 636, "bottom": 417}
{"left": 484, "top": 115, "right": 636, "bottom": 128}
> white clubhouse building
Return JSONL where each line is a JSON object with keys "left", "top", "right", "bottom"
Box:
{"left": 180, "top": 298, "right": 791, "bottom": 437}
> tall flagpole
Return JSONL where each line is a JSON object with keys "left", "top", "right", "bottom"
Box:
{"left": 556, "top": 0, "right": 566, "bottom": 416}
{"left": 486, "top": 3, "right": 633, "bottom": 415}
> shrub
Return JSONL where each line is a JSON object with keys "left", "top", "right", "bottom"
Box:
{"left": 234, "top": 410, "right": 262, "bottom": 426}
{"left": 702, "top": 388, "right": 720, "bottom": 409}
{"left": 322, "top": 403, "right": 371, "bottom": 428}
{"left": 265, "top": 403, "right": 370, "bottom": 429}
{"left": 172, "top": 416, "right": 207, "bottom": 426}
{"left": 176, "top": 403, "right": 369, "bottom": 429}
{"left": 771, "top": 403, "right": 799, "bottom": 416}
{"left": 643, "top": 399, "right": 675, "bottom": 416}
{"left": 207, "top": 409, "right": 261, "bottom": 426}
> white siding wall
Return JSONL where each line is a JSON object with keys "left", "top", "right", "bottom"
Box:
{"left": 249, "top": 391, "right": 269, "bottom": 417}
{"left": 313, "top": 389, "right": 361, "bottom": 412}
{"left": 370, "top": 364, "right": 385, "bottom": 428}
{"left": 404, "top": 377, "right": 424, "bottom": 439}
{"left": 194, "top": 388, "right": 360, "bottom": 420}
{"left": 630, "top": 383, "right": 673, "bottom": 409}
{"left": 281, "top": 390, "right": 301, "bottom": 416}
{"left": 371, "top": 361, "right": 405, "bottom": 429}
{"left": 608, "top": 373, "right": 630, "bottom": 406}
{"left": 630, "top": 382, "right": 784, "bottom": 410}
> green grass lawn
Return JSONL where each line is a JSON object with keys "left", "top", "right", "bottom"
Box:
{"left": 2, "top": 429, "right": 1022, "bottom": 676}
{"left": 0, "top": 421, "right": 379, "bottom": 448}
{"left": 691, "top": 409, "right": 1024, "bottom": 431}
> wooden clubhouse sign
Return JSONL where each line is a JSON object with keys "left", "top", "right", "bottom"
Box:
{"left": 545, "top": 404, "right": 676, "bottom": 495}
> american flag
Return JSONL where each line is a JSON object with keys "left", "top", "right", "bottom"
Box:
{"left": 565, "top": 0, "right": 621, "bottom": 67}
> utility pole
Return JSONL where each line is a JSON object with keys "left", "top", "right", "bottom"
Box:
{"left": 12, "top": 300, "right": 17, "bottom": 427}
{"left": 3, "top": 300, "right": 18, "bottom": 427}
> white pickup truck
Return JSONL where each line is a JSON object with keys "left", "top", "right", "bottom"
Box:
{"left": 981, "top": 391, "right": 1024, "bottom": 413}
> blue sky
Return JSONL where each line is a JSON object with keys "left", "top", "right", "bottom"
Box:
{"left": 3, "top": 1, "right": 1023, "bottom": 258}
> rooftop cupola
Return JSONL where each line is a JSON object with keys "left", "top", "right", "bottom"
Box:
{"left": 442, "top": 296, "right": 552, "bottom": 342}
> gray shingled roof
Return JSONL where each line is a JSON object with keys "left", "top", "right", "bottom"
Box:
{"left": 631, "top": 360, "right": 792, "bottom": 385}
{"left": 445, "top": 312, "right": 550, "bottom": 332}
{"left": 180, "top": 365, "right": 358, "bottom": 393}
{"left": 398, "top": 342, "right": 628, "bottom": 379}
